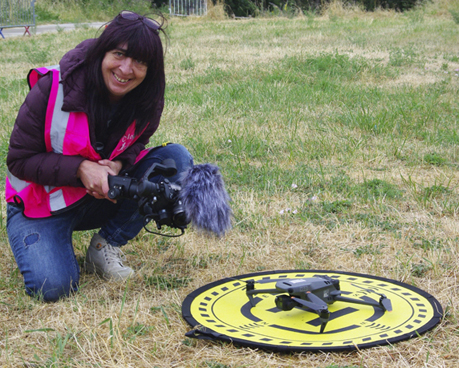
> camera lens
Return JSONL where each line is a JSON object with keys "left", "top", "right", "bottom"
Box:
{"left": 173, "top": 200, "right": 189, "bottom": 227}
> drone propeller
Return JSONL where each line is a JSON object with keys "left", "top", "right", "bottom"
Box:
{"left": 224, "top": 278, "right": 280, "bottom": 307}
{"left": 347, "top": 285, "right": 395, "bottom": 312}
{"left": 357, "top": 288, "right": 393, "bottom": 312}
{"left": 332, "top": 290, "right": 393, "bottom": 313}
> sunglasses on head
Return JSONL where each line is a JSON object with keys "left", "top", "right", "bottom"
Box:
{"left": 118, "top": 11, "right": 161, "bottom": 32}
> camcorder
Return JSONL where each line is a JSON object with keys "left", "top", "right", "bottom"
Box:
{"left": 107, "top": 160, "right": 232, "bottom": 237}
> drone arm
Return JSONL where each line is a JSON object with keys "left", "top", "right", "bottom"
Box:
{"left": 333, "top": 295, "right": 379, "bottom": 307}
{"left": 292, "top": 294, "right": 330, "bottom": 333}
{"left": 247, "top": 288, "right": 280, "bottom": 307}
{"left": 246, "top": 288, "right": 280, "bottom": 296}
{"left": 332, "top": 293, "right": 392, "bottom": 312}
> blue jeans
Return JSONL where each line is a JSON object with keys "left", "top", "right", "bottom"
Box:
{"left": 7, "top": 144, "right": 193, "bottom": 302}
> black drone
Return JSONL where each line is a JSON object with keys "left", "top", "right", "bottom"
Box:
{"left": 245, "top": 275, "right": 392, "bottom": 333}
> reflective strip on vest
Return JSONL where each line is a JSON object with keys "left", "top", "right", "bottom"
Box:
{"left": 49, "top": 189, "right": 67, "bottom": 212}
{"left": 7, "top": 169, "right": 30, "bottom": 192}
{"left": 50, "top": 82, "right": 68, "bottom": 153}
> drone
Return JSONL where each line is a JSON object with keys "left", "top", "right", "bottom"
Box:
{"left": 244, "top": 275, "right": 392, "bottom": 333}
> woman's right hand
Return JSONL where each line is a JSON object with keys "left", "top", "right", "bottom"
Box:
{"left": 77, "top": 160, "right": 121, "bottom": 201}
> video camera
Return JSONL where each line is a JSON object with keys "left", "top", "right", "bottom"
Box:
{"left": 107, "top": 159, "right": 232, "bottom": 237}
{"left": 108, "top": 159, "right": 189, "bottom": 236}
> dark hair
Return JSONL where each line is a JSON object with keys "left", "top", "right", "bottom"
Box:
{"left": 84, "top": 12, "right": 166, "bottom": 136}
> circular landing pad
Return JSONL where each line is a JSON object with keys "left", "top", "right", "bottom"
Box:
{"left": 182, "top": 270, "right": 443, "bottom": 352}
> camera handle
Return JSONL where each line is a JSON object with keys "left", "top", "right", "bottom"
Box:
{"left": 143, "top": 159, "right": 177, "bottom": 181}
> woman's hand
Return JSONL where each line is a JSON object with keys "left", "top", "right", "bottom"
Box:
{"left": 77, "top": 159, "right": 123, "bottom": 201}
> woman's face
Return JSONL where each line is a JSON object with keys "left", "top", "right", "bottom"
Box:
{"left": 101, "top": 43, "right": 148, "bottom": 102}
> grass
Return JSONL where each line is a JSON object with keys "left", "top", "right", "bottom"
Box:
{"left": 1, "top": 1, "right": 459, "bottom": 367}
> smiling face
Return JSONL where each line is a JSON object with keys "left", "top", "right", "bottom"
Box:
{"left": 101, "top": 43, "right": 148, "bottom": 102}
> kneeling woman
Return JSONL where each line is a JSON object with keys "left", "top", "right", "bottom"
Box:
{"left": 6, "top": 11, "right": 193, "bottom": 302}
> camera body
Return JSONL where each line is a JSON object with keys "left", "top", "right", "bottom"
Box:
{"left": 108, "top": 160, "right": 190, "bottom": 236}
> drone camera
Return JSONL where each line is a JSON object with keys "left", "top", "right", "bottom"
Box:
{"left": 275, "top": 295, "right": 296, "bottom": 311}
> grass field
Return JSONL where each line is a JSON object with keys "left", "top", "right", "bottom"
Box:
{"left": 1, "top": 2, "right": 459, "bottom": 367}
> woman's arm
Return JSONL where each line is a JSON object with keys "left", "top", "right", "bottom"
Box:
{"left": 7, "top": 74, "right": 86, "bottom": 187}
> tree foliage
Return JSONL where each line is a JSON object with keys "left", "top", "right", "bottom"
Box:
{"left": 220, "top": 0, "right": 424, "bottom": 17}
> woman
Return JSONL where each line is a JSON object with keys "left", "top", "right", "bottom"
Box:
{"left": 5, "top": 11, "right": 193, "bottom": 302}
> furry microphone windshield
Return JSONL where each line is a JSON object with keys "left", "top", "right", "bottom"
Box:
{"left": 179, "top": 164, "right": 232, "bottom": 237}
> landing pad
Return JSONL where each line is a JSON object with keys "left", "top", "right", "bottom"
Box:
{"left": 182, "top": 270, "right": 443, "bottom": 352}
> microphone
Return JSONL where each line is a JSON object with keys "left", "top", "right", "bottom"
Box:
{"left": 179, "top": 164, "right": 232, "bottom": 237}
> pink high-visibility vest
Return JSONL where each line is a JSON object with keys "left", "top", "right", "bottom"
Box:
{"left": 5, "top": 66, "right": 149, "bottom": 218}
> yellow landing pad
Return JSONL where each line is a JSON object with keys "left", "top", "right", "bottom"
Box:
{"left": 182, "top": 270, "right": 443, "bottom": 352}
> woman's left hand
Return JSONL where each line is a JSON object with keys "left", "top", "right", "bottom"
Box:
{"left": 98, "top": 159, "right": 123, "bottom": 176}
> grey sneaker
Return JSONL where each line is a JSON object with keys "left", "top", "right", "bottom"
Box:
{"left": 85, "top": 234, "right": 134, "bottom": 281}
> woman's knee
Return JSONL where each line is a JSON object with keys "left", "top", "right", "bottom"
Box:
{"left": 152, "top": 143, "right": 193, "bottom": 168}
{"left": 21, "top": 248, "right": 80, "bottom": 302}
{"left": 164, "top": 143, "right": 194, "bottom": 173}
{"left": 24, "top": 271, "right": 79, "bottom": 302}
{"left": 7, "top": 208, "right": 80, "bottom": 302}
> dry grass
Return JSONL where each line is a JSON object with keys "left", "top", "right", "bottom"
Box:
{"left": 1, "top": 1, "right": 459, "bottom": 367}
